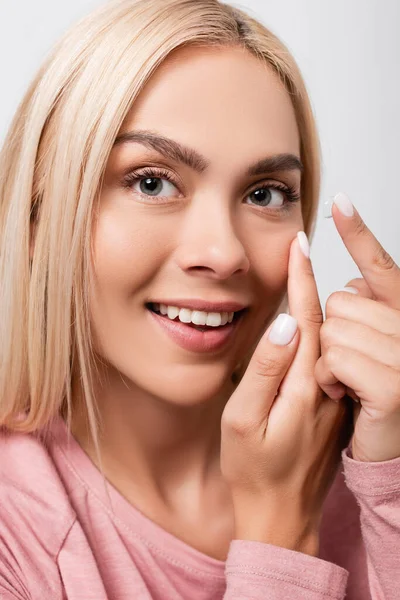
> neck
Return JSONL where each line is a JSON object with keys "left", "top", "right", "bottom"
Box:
{"left": 70, "top": 361, "right": 236, "bottom": 508}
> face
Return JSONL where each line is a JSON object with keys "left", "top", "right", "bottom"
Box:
{"left": 89, "top": 45, "right": 304, "bottom": 405}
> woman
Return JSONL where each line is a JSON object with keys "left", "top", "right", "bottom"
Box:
{"left": 0, "top": 0, "right": 399, "bottom": 598}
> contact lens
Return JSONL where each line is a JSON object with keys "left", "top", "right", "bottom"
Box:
{"left": 323, "top": 197, "right": 334, "bottom": 219}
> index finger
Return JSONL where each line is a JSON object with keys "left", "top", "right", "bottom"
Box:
{"left": 332, "top": 192, "right": 400, "bottom": 309}
{"left": 285, "top": 231, "right": 323, "bottom": 378}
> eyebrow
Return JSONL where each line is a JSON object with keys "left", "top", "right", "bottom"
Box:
{"left": 113, "top": 129, "right": 304, "bottom": 176}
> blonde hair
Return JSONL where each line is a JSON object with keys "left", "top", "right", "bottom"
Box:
{"left": 0, "top": 0, "right": 321, "bottom": 458}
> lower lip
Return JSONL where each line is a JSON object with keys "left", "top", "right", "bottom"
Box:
{"left": 147, "top": 308, "right": 244, "bottom": 353}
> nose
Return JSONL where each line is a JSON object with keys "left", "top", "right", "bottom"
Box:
{"left": 173, "top": 200, "right": 250, "bottom": 280}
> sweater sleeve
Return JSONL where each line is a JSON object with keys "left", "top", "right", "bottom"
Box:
{"left": 0, "top": 586, "right": 28, "bottom": 600}
{"left": 223, "top": 540, "right": 349, "bottom": 599}
{"left": 341, "top": 444, "right": 400, "bottom": 599}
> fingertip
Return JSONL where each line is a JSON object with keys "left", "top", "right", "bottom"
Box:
{"left": 297, "top": 231, "right": 310, "bottom": 259}
{"left": 267, "top": 313, "right": 298, "bottom": 346}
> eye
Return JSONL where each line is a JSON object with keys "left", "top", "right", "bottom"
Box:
{"left": 245, "top": 183, "right": 301, "bottom": 212}
{"left": 123, "top": 167, "right": 180, "bottom": 199}
{"left": 135, "top": 177, "right": 177, "bottom": 198}
{"left": 122, "top": 167, "right": 301, "bottom": 213}
{"left": 246, "top": 186, "right": 284, "bottom": 208}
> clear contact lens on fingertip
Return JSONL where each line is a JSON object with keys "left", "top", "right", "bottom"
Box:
{"left": 323, "top": 196, "right": 334, "bottom": 219}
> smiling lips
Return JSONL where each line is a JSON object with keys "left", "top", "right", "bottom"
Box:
{"left": 146, "top": 301, "right": 247, "bottom": 352}
{"left": 151, "top": 302, "right": 236, "bottom": 328}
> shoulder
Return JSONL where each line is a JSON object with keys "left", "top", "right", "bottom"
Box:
{"left": 0, "top": 426, "right": 76, "bottom": 593}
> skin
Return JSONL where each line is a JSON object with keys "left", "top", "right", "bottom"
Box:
{"left": 316, "top": 200, "right": 400, "bottom": 464}
{"left": 70, "top": 44, "right": 304, "bottom": 559}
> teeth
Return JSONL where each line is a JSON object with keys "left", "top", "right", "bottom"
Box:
{"left": 221, "top": 312, "right": 229, "bottom": 326}
{"left": 167, "top": 306, "right": 180, "bottom": 320}
{"left": 206, "top": 312, "right": 221, "bottom": 327}
{"left": 191, "top": 311, "right": 207, "bottom": 326}
{"left": 151, "top": 303, "right": 236, "bottom": 327}
{"left": 179, "top": 308, "right": 192, "bottom": 323}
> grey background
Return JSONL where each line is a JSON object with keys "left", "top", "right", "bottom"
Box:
{"left": 1, "top": 0, "right": 399, "bottom": 310}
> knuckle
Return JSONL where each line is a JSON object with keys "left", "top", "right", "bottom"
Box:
{"left": 371, "top": 245, "right": 396, "bottom": 273}
{"left": 302, "top": 303, "right": 323, "bottom": 327}
{"left": 221, "top": 412, "right": 257, "bottom": 439}
{"left": 324, "top": 344, "right": 343, "bottom": 367}
{"left": 353, "top": 217, "right": 368, "bottom": 239}
{"left": 320, "top": 318, "right": 341, "bottom": 345}
{"left": 352, "top": 219, "right": 396, "bottom": 274}
{"left": 254, "top": 354, "right": 284, "bottom": 380}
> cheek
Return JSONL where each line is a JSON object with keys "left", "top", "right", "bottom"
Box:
{"left": 87, "top": 206, "right": 174, "bottom": 358}
{"left": 90, "top": 207, "right": 170, "bottom": 295}
{"left": 248, "top": 229, "right": 292, "bottom": 292}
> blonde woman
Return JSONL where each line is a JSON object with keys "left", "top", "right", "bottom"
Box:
{"left": 1, "top": 0, "right": 399, "bottom": 598}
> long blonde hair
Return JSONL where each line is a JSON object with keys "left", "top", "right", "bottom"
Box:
{"left": 0, "top": 0, "right": 321, "bottom": 459}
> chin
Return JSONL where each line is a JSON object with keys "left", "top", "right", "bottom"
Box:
{"left": 109, "top": 358, "right": 235, "bottom": 407}
{"left": 162, "top": 365, "right": 234, "bottom": 406}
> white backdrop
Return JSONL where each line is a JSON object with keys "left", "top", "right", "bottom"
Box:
{"left": 1, "top": 0, "right": 399, "bottom": 310}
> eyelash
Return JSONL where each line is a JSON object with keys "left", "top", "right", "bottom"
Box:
{"left": 122, "top": 166, "right": 301, "bottom": 214}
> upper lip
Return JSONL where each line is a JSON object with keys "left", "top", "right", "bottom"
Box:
{"left": 148, "top": 299, "right": 249, "bottom": 313}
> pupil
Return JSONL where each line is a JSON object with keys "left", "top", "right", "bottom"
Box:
{"left": 251, "top": 189, "right": 271, "bottom": 206}
{"left": 140, "top": 177, "right": 162, "bottom": 196}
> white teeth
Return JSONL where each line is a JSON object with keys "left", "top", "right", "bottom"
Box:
{"left": 220, "top": 312, "right": 229, "bottom": 326}
{"left": 167, "top": 306, "right": 180, "bottom": 320}
{"left": 151, "top": 303, "right": 237, "bottom": 327}
{"left": 178, "top": 308, "right": 192, "bottom": 323}
{"left": 206, "top": 312, "right": 222, "bottom": 327}
{"left": 191, "top": 311, "right": 207, "bottom": 326}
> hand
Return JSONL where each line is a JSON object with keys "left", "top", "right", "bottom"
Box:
{"left": 220, "top": 232, "right": 354, "bottom": 554}
{"left": 315, "top": 192, "right": 400, "bottom": 462}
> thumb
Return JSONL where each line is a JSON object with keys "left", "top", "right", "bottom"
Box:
{"left": 224, "top": 314, "right": 299, "bottom": 429}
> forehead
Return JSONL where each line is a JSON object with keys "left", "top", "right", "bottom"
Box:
{"left": 120, "top": 45, "right": 300, "bottom": 169}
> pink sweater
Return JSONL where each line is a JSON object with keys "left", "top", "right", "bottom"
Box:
{"left": 0, "top": 414, "right": 399, "bottom": 599}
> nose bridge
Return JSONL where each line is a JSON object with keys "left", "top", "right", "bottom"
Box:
{"left": 174, "top": 194, "right": 250, "bottom": 278}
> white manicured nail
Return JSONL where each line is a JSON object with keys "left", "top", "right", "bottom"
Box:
{"left": 268, "top": 313, "right": 298, "bottom": 346}
{"left": 338, "top": 287, "right": 359, "bottom": 294}
{"left": 333, "top": 192, "right": 354, "bottom": 217}
{"left": 297, "top": 231, "right": 310, "bottom": 258}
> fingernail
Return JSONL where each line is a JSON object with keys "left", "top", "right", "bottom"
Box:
{"left": 268, "top": 313, "right": 298, "bottom": 346}
{"left": 297, "top": 231, "right": 310, "bottom": 258}
{"left": 337, "top": 287, "right": 359, "bottom": 294}
{"left": 333, "top": 192, "right": 354, "bottom": 217}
